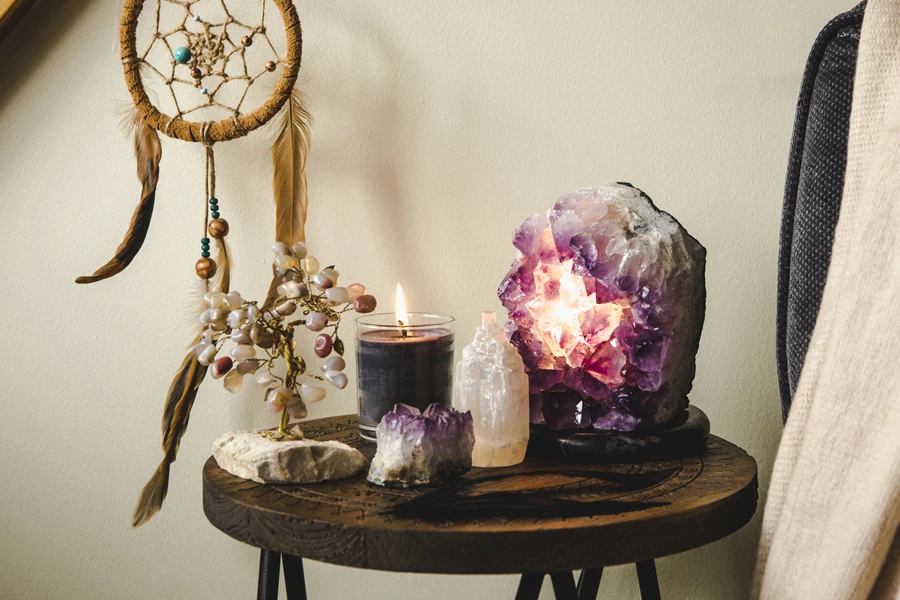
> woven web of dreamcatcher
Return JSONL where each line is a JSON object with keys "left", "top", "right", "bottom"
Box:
{"left": 137, "top": 0, "right": 284, "bottom": 120}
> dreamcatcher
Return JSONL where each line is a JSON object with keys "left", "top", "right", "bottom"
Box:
{"left": 77, "top": 0, "right": 376, "bottom": 527}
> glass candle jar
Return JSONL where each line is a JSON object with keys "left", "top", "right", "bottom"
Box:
{"left": 355, "top": 313, "right": 455, "bottom": 441}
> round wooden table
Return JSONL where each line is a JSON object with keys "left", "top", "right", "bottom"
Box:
{"left": 203, "top": 414, "right": 758, "bottom": 600}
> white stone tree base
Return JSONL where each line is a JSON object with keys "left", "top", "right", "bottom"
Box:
{"left": 212, "top": 429, "right": 368, "bottom": 484}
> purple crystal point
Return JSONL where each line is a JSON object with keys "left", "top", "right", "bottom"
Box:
{"left": 367, "top": 403, "right": 474, "bottom": 487}
{"left": 513, "top": 214, "right": 548, "bottom": 255}
{"left": 392, "top": 403, "right": 421, "bottom": 417}
{"left": 498, "top": 184, "right": 706, "bottom": 432}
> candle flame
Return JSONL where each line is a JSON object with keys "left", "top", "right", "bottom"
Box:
{"left": 395, "top": 283, "right": 408, "bottom": 327}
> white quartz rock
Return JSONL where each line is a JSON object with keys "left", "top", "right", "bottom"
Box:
{"left": 223, "top": 369, "right": 243, "bottom": 393}
{"left": 453, "top": 311, "right": 530, "bottom": 467}
{"left": 302, "top": 256, "right": 320, "bottom": 274}
{"left": 291, "top": 241, "right": 308, "bottom": 259}
{"left": 212, "top": 429, "right": 368, "bottom": 484}
{"left": 324, "top": 287, "right": 350, "bottom": 304}
{"left": 231, "top": 344, "right": 256, "bottom": 361}
{"left": 274, "top": 254, "right": 299, "bottom": 274}
{"left": 321, "top": 356, "right": 346, "bottom": 372}
{"left": 324, "top": 370, "right": 348, "bottom": 389}
{"left": 299, "top": 383, "right": 326, "bottom": 403}
{"left": 346, "top": 283, "right": 366, "bottom": 300}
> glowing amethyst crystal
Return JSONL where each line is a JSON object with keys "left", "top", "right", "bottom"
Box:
{"left": 367, "top": 403, "right": 474, "bottom": 487}
{"left": 499, "top": 183, "right": 706, "bottom": 432}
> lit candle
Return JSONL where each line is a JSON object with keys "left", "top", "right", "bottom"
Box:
{"left": 355, "top": 284, "right": 455, "bottom": 442}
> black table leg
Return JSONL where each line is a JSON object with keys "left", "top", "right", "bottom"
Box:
{"left": 576, "top": 568, "right": 603, "bottom": 600}
{"left": 635, "top": 560, "right": 661, "bottom": 600}
{"left": 549, "top": 572, "right": 578, "bottom": 600}
{"left": 257, "top": 549, "right": 281, "bottom": 600}
{"left": 515, "top": 572, "right": 544, "bottom": 600}
{"left": 281, "top": 554, "right": 308, "bottom": 600}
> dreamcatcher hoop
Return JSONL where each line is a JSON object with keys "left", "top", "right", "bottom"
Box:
{"left": 120, "top": 0, "right": 302, "bottom": 143}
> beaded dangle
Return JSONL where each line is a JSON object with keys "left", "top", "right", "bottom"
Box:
{"left": 195, "top": 144, "right": 229, "bottom": 283}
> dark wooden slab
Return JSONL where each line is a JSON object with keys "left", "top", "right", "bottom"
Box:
{"left": 203, "top": 415, "right": 758, "bottom": 574}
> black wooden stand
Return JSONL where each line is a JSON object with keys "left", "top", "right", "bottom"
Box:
{"left": 258, "top": 551, "right": 660, "bottom": 600}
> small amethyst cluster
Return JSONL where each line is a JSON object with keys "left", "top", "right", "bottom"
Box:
{"left": 367, "top": 404, "right": 474, "bottom": 487}
{"left": 499, "top": 184, "right": 706, "bottom": 432}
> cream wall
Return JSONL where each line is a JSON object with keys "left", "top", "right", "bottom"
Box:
{"left": 0, "top": 1, "right": 856, "bottom": 598}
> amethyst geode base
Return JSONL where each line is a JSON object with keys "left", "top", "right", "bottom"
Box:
{"left": 367, "top": 403, "right": 474, "bottom": 487}
{"left": 499, "top": 183, "right": 706, "bottom": 432}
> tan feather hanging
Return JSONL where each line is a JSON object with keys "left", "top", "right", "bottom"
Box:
{"left": 132, "top": 350, "right": 207, "bottom": 527}
{"left": 264, "top": 89, "right": 311, "bottom": 309}
{"left": 76, "top": 111, "right": 161, "bottom": 284}
{"left": 214, "top": 236, "right": 232, "bottom": 295}
{"left": 135, "top": 234, "right": 232, "bottom": 526}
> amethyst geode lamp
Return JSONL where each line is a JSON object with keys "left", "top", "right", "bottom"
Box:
{"left": 499, "top": 183, "right": 706, "bottom": 432}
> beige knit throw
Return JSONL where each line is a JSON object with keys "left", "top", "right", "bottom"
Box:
{"left": 753, "top": 1, "right": 900, "bottom": 598}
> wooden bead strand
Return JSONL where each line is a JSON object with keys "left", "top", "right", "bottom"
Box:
{"left": 196, "top": 141, "right": 226, "bottom": 280}
{"left": 195, "top": 257, "right": 217, "bottom": 279}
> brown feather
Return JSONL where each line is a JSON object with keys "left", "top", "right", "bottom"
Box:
{"left": 273, "top": 88, "right": 310, "bottom": 245}
{"left": 77, "top": 112, "right": 161, "bottom": 284}
{"left": 132, "top": 350, "right": 207, "bottom": 527}
{"left": 214, "top": 236, "right": 232, "bottom": 295}
{"left": 264, "top": 89, "right": 310, "bottom": 309}
{"left": 136, "top": 233, "right": 229, "bottom": 525}
{"left": 160, "top": 350, "right": 202, "bottom": 440}
{"left": 131, "top": 449, "right": 173, "bottom": 528}
{"left": 262, "top": 267, "right": 281, "bottom": 310}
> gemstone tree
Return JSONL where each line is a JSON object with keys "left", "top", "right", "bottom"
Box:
{"left": 194, "top": 241, "right": 377, "bottom": 439}
{"left": 498, "top": 183, "right": 706, "bottom": 432}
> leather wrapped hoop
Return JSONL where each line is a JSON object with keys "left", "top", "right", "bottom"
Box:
{"left": 120, "top": 0, "right": 302, "bottom": 143}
